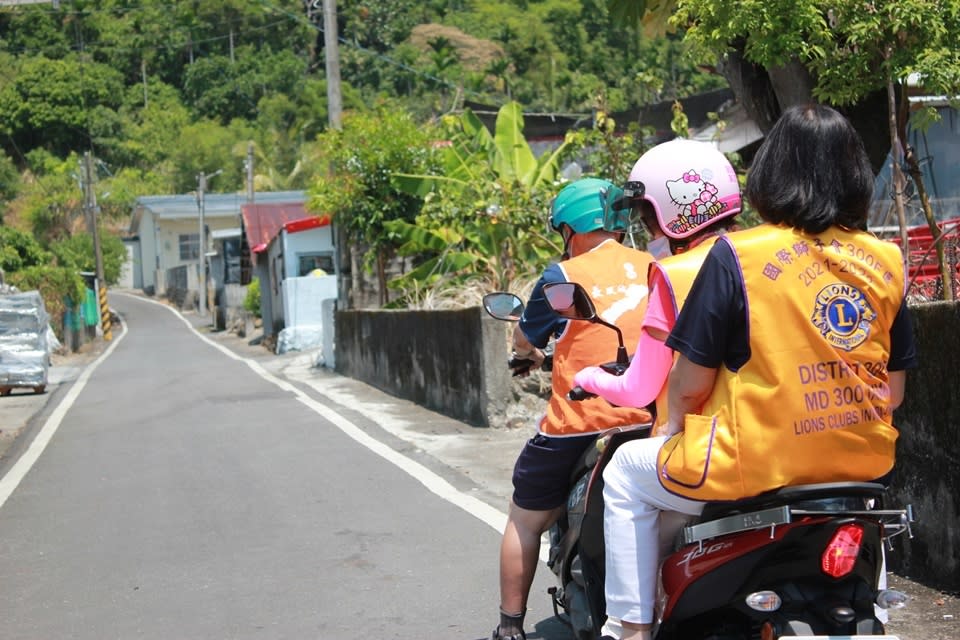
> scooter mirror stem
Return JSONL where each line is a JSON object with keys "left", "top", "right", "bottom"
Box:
{"left": 593, "top": 316, "right": 629, "bottom": 365}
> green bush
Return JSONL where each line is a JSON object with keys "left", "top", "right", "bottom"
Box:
{"left": 7, "top": 265, "right": 87, "bottom": 337}
{"left": 243, "top": 277, "right": 261, "bottom": 318}
{"left": 0, "top": 225, "right": 50, "bottom": 273}
{"left": 50, "top": 231, "right": 127, "bottom": 285}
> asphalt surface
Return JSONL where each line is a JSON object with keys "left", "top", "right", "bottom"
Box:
{"left": 0, "top": 290, "right": 569, "bottom": 640}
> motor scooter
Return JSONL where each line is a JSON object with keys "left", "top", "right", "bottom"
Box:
{"left": 538, "top": 281, "right": 916, "bottom": 640}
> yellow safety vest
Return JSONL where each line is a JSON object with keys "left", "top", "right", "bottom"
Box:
{"left": 542, "top": 240, "right": 654, "bottom": 435}
{"left": 649, "top": 239, "right": 718, "bottom": 430}
{"left": 658, "top": 224, "right": 905, "bottom": 500}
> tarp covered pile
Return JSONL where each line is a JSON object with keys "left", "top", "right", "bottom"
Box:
{"left": 0, "top": 290, "right": 50, "bottom": 393}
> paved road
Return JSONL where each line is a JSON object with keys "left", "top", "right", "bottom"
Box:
{"left": 0, "top": 292, "right": 570, "bottom": 640}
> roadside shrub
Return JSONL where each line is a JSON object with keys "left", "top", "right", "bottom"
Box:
{"left": 244, "top": 277, "right": 261, "bottom": 318}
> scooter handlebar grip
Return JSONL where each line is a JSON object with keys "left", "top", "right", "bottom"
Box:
{"left": 568, "top": 386, "right": 596, "bottom": 401}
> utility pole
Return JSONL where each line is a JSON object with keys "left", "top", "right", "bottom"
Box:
{"left": 82, "top": 151, "right": 111, "bottom": 340}
{"left": 196, "top": 169, "right": 222, "bottom": 318}
{"left": 322, "top": 0, "right": 350, "bottom": 307}
{"left": 246, "top": 142, "right": 255, "bottom": 203}
{"left": 322, "top": 0, "right": 342, "bottom": 130}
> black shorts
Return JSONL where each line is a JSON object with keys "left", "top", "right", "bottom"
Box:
{"left": 511, "top": 433, "right": 599, "bottom": 511}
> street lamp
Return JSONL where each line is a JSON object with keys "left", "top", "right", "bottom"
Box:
{"left": 196, "top": 169, "right": 223, "bottom": 317}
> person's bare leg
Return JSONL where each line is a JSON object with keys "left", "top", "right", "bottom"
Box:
{"left": 620, "top": 620, "right": 652, "bottom": 640}
{"left": 496, "top": 501, "right": 562, "bottom": 637}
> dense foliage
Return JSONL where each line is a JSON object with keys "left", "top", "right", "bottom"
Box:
{"left": 0, "top": 0, "right": 719, "bottom": 311}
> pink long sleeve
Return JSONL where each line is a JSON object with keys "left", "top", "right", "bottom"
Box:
{"left": 572, "top": 276, "right": 675, "bottom": 408}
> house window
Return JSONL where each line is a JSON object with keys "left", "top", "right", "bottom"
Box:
{"left": 223, "top": 238, "right": 242, "bottom": 284}
{"left": 298, "top": 253, "right": 334, "bottom": 276}
{"left": 179, "top": 233, "right": 199, "bottom": 260}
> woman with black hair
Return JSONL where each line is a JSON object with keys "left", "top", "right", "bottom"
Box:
{"left": 604, "top": 103, "right": 918, "bottom": 640}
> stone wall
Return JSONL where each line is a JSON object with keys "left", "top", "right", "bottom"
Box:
{"left": 887, "top": 302, "right": 960, "bottom": 591}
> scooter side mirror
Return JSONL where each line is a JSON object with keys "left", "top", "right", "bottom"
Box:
{"left": 543, "top": 281, "right": 629, "bottom": 366}
{"left": 542, "top": 282, "right": 597, "bottom": 321}
{"left": 482, "top": 292, "right": 525, "bottom": 321}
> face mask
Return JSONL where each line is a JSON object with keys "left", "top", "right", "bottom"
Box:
{"left": 647, "top": 235, "right": 672, "bottom": 259}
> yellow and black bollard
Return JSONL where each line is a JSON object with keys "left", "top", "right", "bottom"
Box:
{"left": 99, "top": 285, "right": 112, "bottom": 341}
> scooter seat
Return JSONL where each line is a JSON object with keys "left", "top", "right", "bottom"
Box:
{"left": 698, "top": 481, "right": 886, "bottom": 522}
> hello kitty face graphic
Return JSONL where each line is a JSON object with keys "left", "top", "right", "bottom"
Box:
{"left": 664, "top": 170, "right": 725, "bottom": 235}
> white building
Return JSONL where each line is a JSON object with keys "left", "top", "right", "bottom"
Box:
{"left": 127, "top": 191, "right": 306, "bottom": 297}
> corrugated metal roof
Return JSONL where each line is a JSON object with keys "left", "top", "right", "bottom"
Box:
{"left": 135, "top": 191, "right": 306, "bottom": 220}
{"left": 241, "top": 202, "right": 309, "bottom": 254}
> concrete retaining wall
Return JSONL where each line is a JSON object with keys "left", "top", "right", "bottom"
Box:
{"left": 334, "top": 307, "right": 512, "bottom": 427}
{"left": 888, "top": 302, "right": 960, "bottom": 590}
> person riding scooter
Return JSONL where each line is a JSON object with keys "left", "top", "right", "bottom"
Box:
{"left": 606, "top": 104, "right": 919, "bottom": 640}
{"left": 492, "top": 177, "right": 655, "bottom": 640}
{"left": 570, "top": 138, "right": 742, "bottom": 638}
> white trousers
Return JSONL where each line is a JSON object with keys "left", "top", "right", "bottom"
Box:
{"left": 603, "top": 436, "right": 890, "bottom": 627}
{"left": 603, "top": 436, "right": 704, "bottom": 624}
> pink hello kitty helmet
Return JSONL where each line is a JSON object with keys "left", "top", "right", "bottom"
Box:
{"left": 627, "top": 138, "right": 742, "bottom": 240}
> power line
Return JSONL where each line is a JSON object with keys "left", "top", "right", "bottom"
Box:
{"left": 0, "top": 17, "right": 295, "bottom": 57}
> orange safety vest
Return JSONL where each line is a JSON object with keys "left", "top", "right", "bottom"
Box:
{"left": 657, "top": 224, "right": 905, "bottom": 500}
{"left": 541, "top": 239, "right": 654, "bottom": 436}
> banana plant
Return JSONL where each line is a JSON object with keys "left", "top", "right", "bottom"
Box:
{"left": 388, "top": 101, "right": 572, "bottom": 302}
{"left": 394, "top": 101, "right": 570, "bottom": 196}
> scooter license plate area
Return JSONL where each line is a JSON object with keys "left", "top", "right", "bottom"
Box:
{"left": 683, "top": 506, "right": 792, "bottom": 544}
{"left": 785, "top": 636, "right": 900, "bottom": 639}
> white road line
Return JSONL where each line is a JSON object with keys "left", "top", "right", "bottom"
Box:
{"left": 122, "top": 295, "right": 526, "bottom": 549}
{"left": 1, "top": 293, "right": 543, "bottom": 558}
{"left": 0, "top": 319, "right": 129, "bottom": 510}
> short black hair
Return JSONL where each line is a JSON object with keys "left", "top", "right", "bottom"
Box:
{"left": 745, "top": 103, "right": 874, "bottom": 234}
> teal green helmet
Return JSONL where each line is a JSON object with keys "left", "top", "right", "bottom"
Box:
{"left": 548, "top": 177, "right": 627, "bottom": 234}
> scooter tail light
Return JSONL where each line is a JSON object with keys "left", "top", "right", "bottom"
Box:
{"left": 876, "top": 589, "right": 909, "bottom": 610}
{"left": 821, "top": 523, "right": 864, "bottom": 578}
{"left": 745, "top": 590, "right": 782, "bottom": 611}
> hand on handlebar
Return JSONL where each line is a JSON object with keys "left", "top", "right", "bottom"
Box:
{"left": 509, "top": 349, "right": 544, "bottom": 377}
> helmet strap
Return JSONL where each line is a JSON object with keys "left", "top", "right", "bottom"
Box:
{"left": 560, "top": 225, "right": 573, "bottom": 259}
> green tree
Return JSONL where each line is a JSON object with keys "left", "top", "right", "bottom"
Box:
{"left": 50, "top": 231, "right": 127, "bottom": 286}
{"left": 96, "top": 166, "right": 169, "bottom": 221}
{"left": 168, "top": 119, "right": 254, "bottom": 193}
{"left": 116, "top": 80, "right": 192, "bottom": 171}
{"left": 244, "top": 277, "right": 262, "bottom": 318}
{"left": 565, "top": 106, "right": 652, "bottom": 184}
{"left": 340, "top": 0, "right": 420, "bottom": 53}
{"left": 18, "top": 152, "right": 86, "bottom": 246}
{"left": 0, "top": 55, "right": 125, "bottom": 158}
{"left": 640, "top": 0, "right": 960, "bottom": 298}
{"left": 246, "top": 79, "right": 365, "bottom": 191}
{"left": 0, "top": 149, "right": 20, "bottom": 207}
{"left": 386, "top": 101, "right": 575, "bottom": 303}
{"left": 182, "top": 47, "right": 308, "bottom": 124}
{"left": 308, "top": 103, "right": 440, "bottom": 306}
{"left": 0, "top": 225, "right": 50, "bottom": 274}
